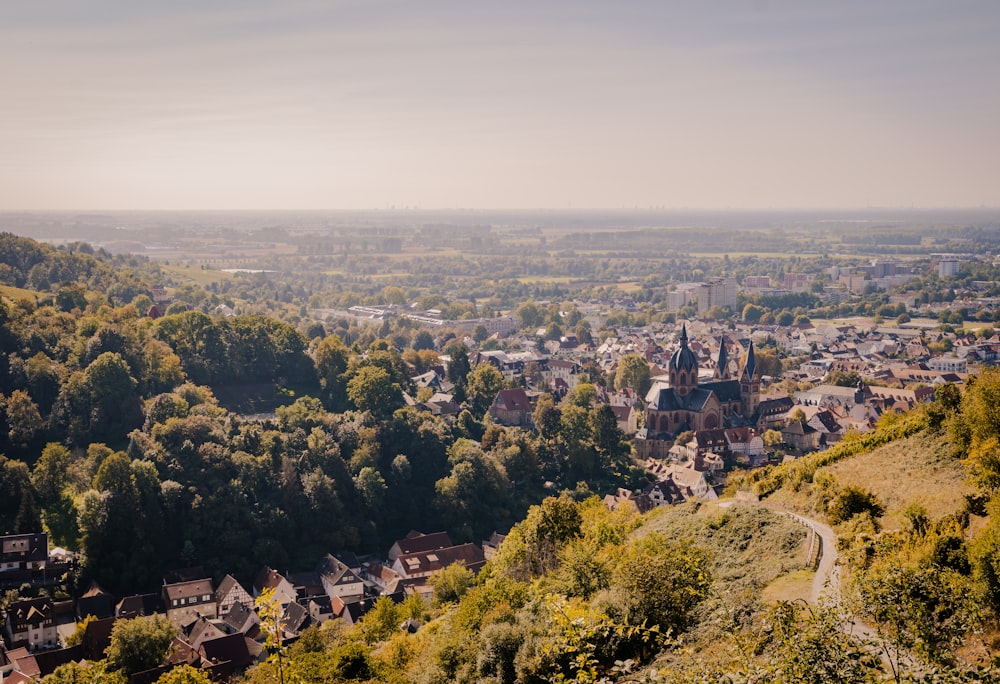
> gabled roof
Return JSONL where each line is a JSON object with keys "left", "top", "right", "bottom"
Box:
{"left": 394, "top": 543, "right": 486, "bottom": 578}
{"left": 0, "top": 533, "right": 47, "bottom": 565}
{"left": 186, "top": 617, "right": 227, "bottom": 650}
{"left": 253, "top": 566, "right": 291, "bottom": 594}
{"left": 164, "top": 579, "right": 214, "bottom": 603}
{"left": 493, "top": 388, "right": 533, "bottom": 412}
{"left": 6, "top": 598, "right": 54, "bottom": 631}
{"left": 117, "top": 593, "right": 160, "bottom": 618}
{"left": 782, "top": 420, "right": 817, "bottom": 436}
{"left": 388, "top": 531, "right": 453, "bottom": 561}
{"left": 32, "top": 644, "right": 84, "bottom": 678}
{"left": 282, "top": 601, "right": 309, "bottom": 636}
{"left": 645, "top": 478, "right": 686, "bottom": 505}
{"left": 317, "top": 555, "right": 363, "bottom": 588}
{"left": 214, "top": 574, "right": 251, "bottom": 606}
{"left": 222, "top": 602, "right": 260, "bottom": 635}
{"left": 199, "top": 633, "right": 253, "bottom": 672}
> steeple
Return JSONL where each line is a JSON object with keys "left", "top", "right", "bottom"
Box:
{"left": 741, "top": 340, "right": 758, "bottom": 383}
{"left": 669, "top": 322, "right": 698, "bottom": 396}
{"left": 739, "top": 339, "right": 760, "bottom": 416}
{"left": 714, "top": 336, "right": 729, "bottom": 380}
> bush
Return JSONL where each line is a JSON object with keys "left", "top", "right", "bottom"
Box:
{"left": 827, "top": 486, "right": 884, "bottom": 525}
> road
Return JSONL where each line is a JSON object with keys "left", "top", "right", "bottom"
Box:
{"left": 775, "top": 509, "right": 840, "bottom": 605}
{"left": 768, "top": 505, "right": 916, "bottom": 678}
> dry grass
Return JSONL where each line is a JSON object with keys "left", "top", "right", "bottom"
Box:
{"left": 1, "top": 284, "right": 41, "bottom": 302}
{"left": 823, "top": 431, "right": 970, "bottom": 529}
{"left": 760, "top": 569, "right": 815, "bottom": 604}
{"left": 642, "top": 502, "right": 808, "bottom": 593}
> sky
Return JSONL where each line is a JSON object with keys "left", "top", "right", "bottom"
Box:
{"left": 1, "top": 1, "right": 998, "bottom": 211}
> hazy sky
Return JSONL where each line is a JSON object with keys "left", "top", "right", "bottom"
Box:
{"left": 2, "top": 1, "right": 998, "bottom": 210}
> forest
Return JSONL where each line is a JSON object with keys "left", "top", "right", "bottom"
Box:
{"left": 0, "top": 232, "right": 638, "bottom": 593}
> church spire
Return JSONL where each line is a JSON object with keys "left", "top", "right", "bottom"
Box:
{"left": 741, "top": 340, "right": 758, "bottom": 382}
{"left": 714, "top": 336, "right": 729, "bottom": 380}
{"left": 679, "top": 323, "right": 689, "bottom": 346}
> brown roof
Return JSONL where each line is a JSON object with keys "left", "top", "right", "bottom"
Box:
{"left": 395, "top": 543, "right": 486, "bottom": 578}
{"left": 164, "top": 579, "right": 214, "bottom": 602}
{"left": 493, "top": 388, "right": 533, "bottom": 412}
{"left": 253, "top": 566, "right": 290, "bottom": 593}
{"left": 388, "top": 531, "right": 453, "bottom": 561}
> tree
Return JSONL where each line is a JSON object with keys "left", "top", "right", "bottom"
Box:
{"left": 514, "top": 301, "right": 544, "bottom": 329}
{"left": 354, "top": 467, "right": 387, "bottom": 511}
{"left": 413, "top": 330, "right": 435, "bottom": 351}
{"left": 256, "top": 587, "right": 288, "bottom": 684}
{"left": 155, "top": 665, "right": 212, "bottom": 684}
{"left": 609, "top": 534, "right": 712, "bottom": 632}
{"left": 314, "top": 335, "right": 351, "bottom": 410}
{"left": 346, "top": 365, "right": 402, "bottom": 417}
{"left": 590, "top": 404, "right": 628, "bottom": 462}
{"left": 430, "top": 562, "right": 474, "bottom": 606}
{"left": 43, "top": 661, "right": 126, "bottom": 684}
{"left": 465, "top": 363, "right": 505, "bottom": 419}
{"left": 827, "top": 486, "right": 884, "bottom": 525}
{"left": 533, "top": 394, "right": 562, "bottom": 441}
{"left": 742, "top": 303, "right": 766, "bottom": 324}
{"left": 614, "top": 354, "right": 652, "bottom": 396}
{"left": 445, "top": 343, "right": 471, "bottom": 401}
{"left": 2, "top": 389, "right": 44, "bottom": 448}
{"left": 105, "top": 615, "right": 177, "bottom": 676}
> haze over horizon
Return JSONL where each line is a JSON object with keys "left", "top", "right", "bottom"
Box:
{"left": 2, "top": 1, "right": 998, "bottom": 212}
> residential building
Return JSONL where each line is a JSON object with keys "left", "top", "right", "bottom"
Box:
{"left": 163, "top": 579, "right": 217, "bottom": 628}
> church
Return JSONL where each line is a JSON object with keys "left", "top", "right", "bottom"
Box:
{"left": 644, "top": 325, "right": 760, "bottom": 437}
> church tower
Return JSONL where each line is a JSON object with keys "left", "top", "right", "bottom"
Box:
{"left": 714, "top": 336, "right": 730, "bottom": 380}
{"left": 740, "top": 340, "right": 760, "bottom": 416}
{"left": 669, "top": 324, "right": 699, "bottom": 397}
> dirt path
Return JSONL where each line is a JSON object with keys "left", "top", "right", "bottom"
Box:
{"left": 769, "top": 505, "right": 916, "bottom": 678}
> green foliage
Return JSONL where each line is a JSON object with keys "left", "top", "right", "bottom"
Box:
{"left": 346, "top": 365, "right": 402, "bottom": 417}
{"left": 155, "top": 665, "right": 212, "bottom": 683}
{"left": 466, "top": 363, "right": 506, "bottom": 418}
{"left": 492, "top": 495, "right": 583, "bottom": 580}
{"left": 614, "top": 354, "right": 651, "bottom": 396}
{"left": 765, "top": 601, "right": 882, "bottom": 684}
{"left": 827, "top": 485, "right": 884, "bottom": 525}
{"left": 606, "top": 533, "right": 712, "bottom": 633}
{"left": 431, "top": 562, "right": 475, "bottom": 607}
{"left": 42, "top": 661, "right": 127, "bottom": 684}
{"left": 105, "top": 615, "right": 177, "bottom": 676}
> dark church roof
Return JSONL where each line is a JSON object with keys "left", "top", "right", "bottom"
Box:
{"left": 669, "top": 324, "right": 699, "bottom": 373}
{"left": 699, "top": 379, "right": 742, "bottom": 403}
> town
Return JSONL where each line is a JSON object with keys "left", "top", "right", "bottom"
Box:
{"left": 0, "top": 224, "right": 991, "bottom": 680}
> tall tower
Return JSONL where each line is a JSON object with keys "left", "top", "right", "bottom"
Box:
{"left": 669, "top": 324, "right": 699, "bottom": 397}
{"left": 714, "top": 336, "right": 730, "bottom": 380}
{"left": 740, "top": 340, "right": 760, "bottom": 416}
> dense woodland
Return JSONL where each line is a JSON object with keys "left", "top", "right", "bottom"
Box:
{"left": 0, "top": 232, "right": 638, "bottom": 593}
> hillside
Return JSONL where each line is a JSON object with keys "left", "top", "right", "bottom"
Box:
{"left": 767, "top": 430, "right": 972, "bottom": 530}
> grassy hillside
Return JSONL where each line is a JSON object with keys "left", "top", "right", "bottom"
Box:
{"left": 767, "top": 430, "right": 972, "bottom": 529}
{"left": 641, "top": 502, "right": 808, "bottom": 594}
